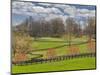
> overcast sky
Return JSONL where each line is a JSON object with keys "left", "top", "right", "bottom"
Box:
{"left": 12, "top": 1, "right": 96, "bottom": 26}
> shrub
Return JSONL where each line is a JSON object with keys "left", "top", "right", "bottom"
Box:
{"left": 12, "top": 31, "right": 33, "bottom": 62}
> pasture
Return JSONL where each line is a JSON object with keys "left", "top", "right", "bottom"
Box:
{"left": 12, "top": 37, "right": 96, "bottom": 74}
{"left": 12, "top": 57, "right": 96, "bottom": 74}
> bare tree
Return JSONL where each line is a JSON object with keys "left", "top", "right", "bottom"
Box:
{"left": 66, "top": 17, "right": 77, "bottom": 45}
{"left": 84, "top": 17, "right": 96, "bottom": 41}
{"left": 50, "top": 17, "right": 65, "bottom": 37}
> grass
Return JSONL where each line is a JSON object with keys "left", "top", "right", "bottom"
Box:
{"left": 32, "top": 41, "right": 65, "bottom": 49}
{"left": 12, "top": 37, "right": 96, "bottom": 74}
{"left": 30, "top": 42, "right": 95, "bottom": 58}
{"left": 12, "top": 57, "right": 96, "bottom": 74}
{"left": 31, "top": 37, "right": 88, "bottom": 49}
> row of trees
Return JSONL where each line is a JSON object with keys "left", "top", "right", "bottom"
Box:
{"left": 14, "top": 16, "right": 96, "bottom": 39}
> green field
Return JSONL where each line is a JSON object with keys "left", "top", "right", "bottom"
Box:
{"left": 32, "top": 37, "right": 88, "bottom": 50}
{"left": 12, "top": 37, "right": 96, "bottom": 74}
{"left": 29, "top": 37, "right": 94, "bottom": 58}
{"left": 12, "top": 57, "right": 96, "bottom": 74}
{"left": 30, "top": 43, "right": 91, "bottom": 59}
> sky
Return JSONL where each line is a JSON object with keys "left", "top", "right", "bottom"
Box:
{"left": 12, "top": 1, "right": 96, "bottom": 26}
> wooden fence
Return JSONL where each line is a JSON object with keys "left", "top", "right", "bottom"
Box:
{"left": 12, "top": 52, "right": 95, "bottom": 66}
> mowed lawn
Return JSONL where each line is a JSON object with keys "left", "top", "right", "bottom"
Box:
{"left": 12, "top": 57, "right": 96, "bottom": 74}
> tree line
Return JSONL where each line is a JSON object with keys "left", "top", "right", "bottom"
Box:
{"left": 13, "top": 16, "right": 96, "bottom": 39}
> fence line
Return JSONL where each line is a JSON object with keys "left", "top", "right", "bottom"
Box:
{"left": 28, "top": 41, "right": 93, "bottom": 52}
{"left": 13, "top": 52, "right": 95, "bottom": 66}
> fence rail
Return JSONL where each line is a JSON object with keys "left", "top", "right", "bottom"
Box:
{"left": 12, "top": 52, "right": 96, "bottom": 66}
{"left": 28, "top": 41, "right": 93, "bottom": 52}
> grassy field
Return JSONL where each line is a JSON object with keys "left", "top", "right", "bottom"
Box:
{"left": 29, "top": 37, "right": 94, "bottom": 58}
{"left": 12, "top": 37, "right": 96, "bottom": 74}
{"left": 12, "top": 57, "right": 96, "bottom": 74}
{"left": 31, "top": 37, "right": 88, "bottom": 49}
{"left": 29, "top": 43, "right": 93, "bottom": 59}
